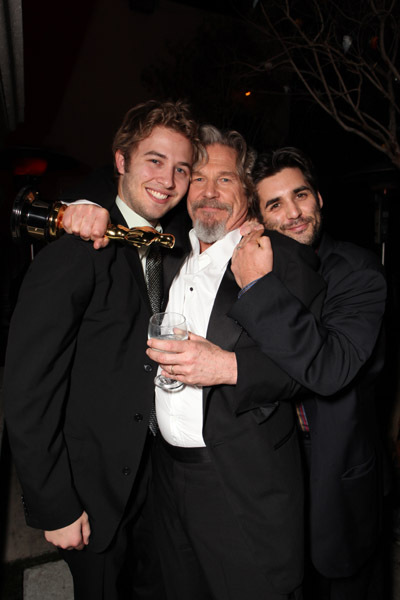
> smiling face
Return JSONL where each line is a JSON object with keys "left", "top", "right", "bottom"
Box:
{"left": 115, "top": 125, "right": 193, "bottom": 225}
{"left": 187, "top": 143, "right": 248, "bottom": 250}
{"left": 257, "top": 167, "right": 323, "bottom": 246}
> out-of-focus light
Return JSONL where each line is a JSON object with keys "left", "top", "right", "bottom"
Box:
{"left": 342, "top": 35, "right": 352, "bottom": 53}
{"left": 370, "top": 36, "right": 378, "bottom": 50}
{"left": 13, "top": 157, "right": 48, "bottom": 176}
{"left": 245, "top": 91, "right": 251, "bottom": 96}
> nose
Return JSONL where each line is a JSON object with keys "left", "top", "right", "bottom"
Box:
{"left": 156, "top": 167, "right": 175, "bottom": 189}
{"left": 285, "top": 199, "right": 302, "bottom": 219}
{"left": 204, "top": 179, "right": 218, "bottom": 198}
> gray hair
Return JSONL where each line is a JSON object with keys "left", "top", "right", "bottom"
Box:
{"left": 197, "top": 124, "right": 257, "bottom": 204}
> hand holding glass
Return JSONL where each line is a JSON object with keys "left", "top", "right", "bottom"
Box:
{"left": 148, "top": 312, "right": 188, "bottom": 391}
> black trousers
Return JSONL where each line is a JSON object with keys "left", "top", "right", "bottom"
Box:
{"left": 60, "top": 435, "right": 165, "bottom": 600}
{"left": 152, "top": 436, "right": 302, "bottom": 600}
{"left": 303, "top": 552, "right": 385, "bottom": 600}
{"left": 299, "top": 434, "right": 385, "bottom": 600}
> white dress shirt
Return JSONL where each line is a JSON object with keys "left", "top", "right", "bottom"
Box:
{"left": 156, "top": 227, "right": 241, "bottom": 447}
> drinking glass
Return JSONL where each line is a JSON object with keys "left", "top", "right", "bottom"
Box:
{"left": 148, "top": 312, "right": 188, "bottom": 391}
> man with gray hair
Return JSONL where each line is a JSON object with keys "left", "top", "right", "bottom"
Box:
{"left": 145, "top": 125, "right": 326, "bottom": 600}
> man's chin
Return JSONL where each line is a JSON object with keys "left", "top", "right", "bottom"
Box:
{"left": 193, "top": 219, "right": 227, "bottom": 244}
{"left": 283, "top": 230, "right": 311, "bottom": 244}
{"left": 280, "top": 226, "right": 321, "bottom": 247}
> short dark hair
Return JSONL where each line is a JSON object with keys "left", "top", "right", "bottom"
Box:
{"left": 112, "top": 99, "right": 202, "bottom": 171}
{"left": 198, "top": 124, "right": 257, "bottom": 211}
{"left": 250, "top": 147, "right": 319, "bottom": 221}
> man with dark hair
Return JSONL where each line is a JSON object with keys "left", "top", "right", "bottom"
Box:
{"left": 145, "top": 129, "right": 326, "bottom": 600}
{"left": 4, "top": 100, "right": 201, "bottom": 600}
{"left": 230, "top": 147, "right": 387, "bottom": 600}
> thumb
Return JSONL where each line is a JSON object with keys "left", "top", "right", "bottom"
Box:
{"left": 240, "top": 221, "right": 264, "bottom": 236}
{"left": 81, "top": 512, "right": 91, "bottom": 545}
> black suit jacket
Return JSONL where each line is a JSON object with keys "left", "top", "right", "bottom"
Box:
{"left": 229, "top": 232, "right": 387, "bottom": 578}
{"left": 163, "top": 230, "right": 326, "bottom": 594}
{"left": 4, "top": 203, "right": 161, "bottom": 552}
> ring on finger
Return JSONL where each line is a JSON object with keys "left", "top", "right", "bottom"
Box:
{"left": 170, "top": 365, "right": 175, "bottom": 376}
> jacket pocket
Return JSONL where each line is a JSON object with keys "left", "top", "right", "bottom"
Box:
{"left": 251, "top": 402, "right": 280, "bottom": 425}
{"left": 274, "top": 424, "right": 296, "bottom": 451}
{"left": 341, "top": 453, "right": 375, "bottom": 481}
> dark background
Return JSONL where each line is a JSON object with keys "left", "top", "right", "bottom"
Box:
{"left": 1, "top": 0, "right": 399, "bottom": 377}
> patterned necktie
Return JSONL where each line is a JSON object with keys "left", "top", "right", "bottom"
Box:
{"left": 145, "top": 245, "right": 163, "bottom": 315}
{"left": 145, "top": 245, "right": 163, "bottom": 435}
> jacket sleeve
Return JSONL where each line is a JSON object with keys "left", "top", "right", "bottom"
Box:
{"left": 4, "top": 236, "right": 95, "bottom": 530}
{"left": 230, "top": 344, "right": 302, "bottom": 415}
{"left": 229, "top": 249, "right": 386, "bottom": 397}
{"left": 224, "top": 233, "right": 327, "bottom": 414}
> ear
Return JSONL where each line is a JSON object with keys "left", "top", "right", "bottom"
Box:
{"left": 115, "top": 150, "right": 126, "bottom": 175}
{"left": 317, "top": 192, "right": 323, "bottom": 209}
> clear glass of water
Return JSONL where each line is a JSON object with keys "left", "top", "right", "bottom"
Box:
{"left": 148, "top": 312, "right": 188, "bottom": 391}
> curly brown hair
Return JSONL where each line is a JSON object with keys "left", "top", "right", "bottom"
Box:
{"left": 112, "top": 100, "right": 203, "bottom": 172}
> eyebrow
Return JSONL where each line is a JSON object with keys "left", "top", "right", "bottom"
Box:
{"left": 219, "top": 170, "right": 238, "bottom": 178}
{"left": 144, "top": 150, "right": 191, "bottom": 169}
{"left": 263, "top": 185, "right": 311, "bottom": 208}
{"left": 192, "top": 169, "right": 238, "bottom": 177}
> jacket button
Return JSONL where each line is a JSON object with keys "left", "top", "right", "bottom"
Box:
{"left": 134, "top": 413, "right": 143, "bottom": 422}
{"left": 122, "top": 466, "right": 131, "bottom": 476}
{"left": 144, "top": 364, "right": 153, "bottom": 372}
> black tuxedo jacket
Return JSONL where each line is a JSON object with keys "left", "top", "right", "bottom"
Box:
{"left": 4, "top": 204, "right": 162, "bottom": 552}
{"left": 162, "top": 229, "right": 326, "bottom": 594}
{"left": 229, "top": 232, "right": 387, "bottom": 578}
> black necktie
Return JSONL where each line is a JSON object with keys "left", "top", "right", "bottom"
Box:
{"left": 145, "top": 245, "right": 162, "bottom": 435}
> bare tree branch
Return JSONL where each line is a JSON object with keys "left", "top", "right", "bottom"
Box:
{"left": 250, "top": 0, "right": 400, "bottom": 168}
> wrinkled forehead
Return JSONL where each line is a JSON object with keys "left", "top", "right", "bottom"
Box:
{"left": 193, "top": 143, "right": 239, "bottom": 173}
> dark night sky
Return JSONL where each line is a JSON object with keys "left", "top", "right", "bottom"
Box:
{"left": 2, "top": 0, "right": 399, "bottom": 348}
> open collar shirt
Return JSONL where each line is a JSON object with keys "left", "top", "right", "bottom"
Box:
{"left": 155, "top": 227, "right": 241, "bottom": 447}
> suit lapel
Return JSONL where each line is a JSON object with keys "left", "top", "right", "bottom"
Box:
{"left": 122, "top": 245, "right": 151, "bottom": 311}
{"left": 207, "top": 265, "right": 243, "bottom": 349}
{"left": 203, "top": 266, "right": 243, "bottom": 404}
{"left": 110, "top": 204, "right": 127, "bottom": 227}
{"left": 109, "top": 205, "right": 152, "bottom": 311}
{"left": 162, "top": 247, "right": 188, "bottom": 295}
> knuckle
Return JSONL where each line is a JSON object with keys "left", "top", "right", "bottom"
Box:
{"left": 90, "top": 228, "right": 102, "bottom": 239}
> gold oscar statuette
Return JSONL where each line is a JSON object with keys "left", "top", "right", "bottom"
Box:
{"left": 11, "top": 187, "right": 175, "bottom": 249}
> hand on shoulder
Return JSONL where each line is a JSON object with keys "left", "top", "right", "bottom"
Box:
{"left": 62, "top": 204, "right": 110, "bottom": 249}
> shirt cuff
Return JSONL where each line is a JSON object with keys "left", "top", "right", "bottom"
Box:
{"left": 238, "top": 278, "right": 262, "bottom": 298}
{"left": 60, "top": 199, "right": 100, "bottom": 206}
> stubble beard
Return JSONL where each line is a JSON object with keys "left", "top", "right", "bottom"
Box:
{"left": 265, "top": 212, "right": 323, "bottom": 248}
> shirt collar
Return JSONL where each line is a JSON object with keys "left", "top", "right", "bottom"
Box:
{"left": 188, "top": 227, "right": 242, "bottom": 270}
{"left": 115, "top": 195, "right": 162, "bottom": 232}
